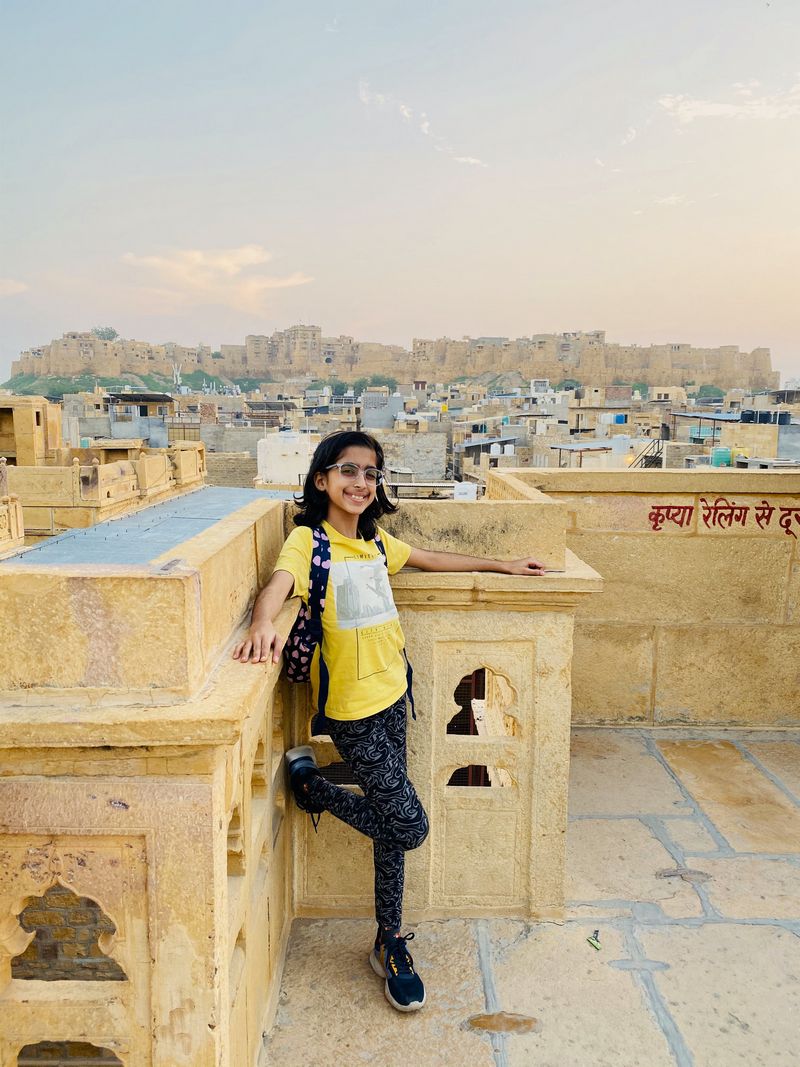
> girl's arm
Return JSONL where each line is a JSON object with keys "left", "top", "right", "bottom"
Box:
{"left": 232, "top": 569, "right": 296, "bottom": 664}
{"left": 405, "top": 547, "right": 546, "bottom": 576}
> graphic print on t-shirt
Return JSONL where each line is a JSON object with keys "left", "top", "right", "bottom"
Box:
{"left": 329, "top": 556, "right": 398, "bottom": 630}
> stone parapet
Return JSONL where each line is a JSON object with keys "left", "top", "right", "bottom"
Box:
{"left": 382, "top": 495, "right": 566, "bottom": 571}
{"left": 5, "top": 443, "right": 206, "bottom": 536}
{"left": 0, "top": 489, "right": 297, "bottom": 1066}
{"left": 488, "top": 468, "right": 800, "bottom": 726}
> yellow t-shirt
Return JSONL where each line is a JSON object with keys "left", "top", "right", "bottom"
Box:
{"left": 273, "top": 520, "right": 412, "bottom": 720}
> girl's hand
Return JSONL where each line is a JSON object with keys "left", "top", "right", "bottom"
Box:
{"left": 232, "top": 622, "right": 284, "bottom": 664}
{"left": 504, "top": 557, "right": 547, "bottom": 576}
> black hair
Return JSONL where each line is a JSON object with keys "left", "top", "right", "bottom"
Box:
{"left": 293, "top": 430, "right": 398, "bottom": 539}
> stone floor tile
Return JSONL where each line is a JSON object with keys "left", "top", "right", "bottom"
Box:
{"left": 265, "top": 918, "right": 494, "bottom": 1067}
{"left": 657, "top": 740, "right": 800, "bottom": 852}
{"left": 697, "top": 856, "right": 800, "bottom": 919}
{"left": 744, "top": 741, "right": 800, "bottom": 801}
{"left": 641, "top": 925, "right": 800, "bottom": 1066}
{"left": 662, "top": 816, "right": 718, "bottom": 853}
{"left": 567, "top": 819, "right": 703, "bottom": 917}
{"left": 569, "top": 730, "right": 686, "bottom": 815}
{"left": 489, "top": 919, "right": 674, "bottom": 1067}
{"left": 564, "top": 903, "right": 632, "bottom": 920}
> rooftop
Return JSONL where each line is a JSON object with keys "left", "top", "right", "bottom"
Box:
{"left": 266, "top": 727, "right": 800, "bottom": 1066}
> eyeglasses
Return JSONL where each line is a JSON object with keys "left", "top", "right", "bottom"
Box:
{"left": 325, "top": 462, "right": 384, "bottom": 485}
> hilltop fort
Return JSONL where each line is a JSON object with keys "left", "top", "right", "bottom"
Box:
{"left": 9, "top": 325, "right": 779, "bottom": 391}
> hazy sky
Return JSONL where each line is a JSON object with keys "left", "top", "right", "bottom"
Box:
{"left": 2, "top": 0, "right": 799, "bottom": 381}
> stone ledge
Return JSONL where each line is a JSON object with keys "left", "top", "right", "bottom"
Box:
{"left": 391, "top": 550, "right": 602, "bottom": 608}
{"left": 0, "top": 601, "right": 297, "bottom": 749}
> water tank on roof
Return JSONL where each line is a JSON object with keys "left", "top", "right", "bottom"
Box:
{"left": 740, "top": 409, "right": 754, "bottom": 423}
{"left": 489, "top": 443, "right": 502, "bottom": 456}
{"left": 503, "top": 444, "right": 515, "bottom": 455}
{"left": 778, "top": 412, "right": 791, "bottom": 425}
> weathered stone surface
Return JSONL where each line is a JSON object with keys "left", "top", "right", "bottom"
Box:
{"left": 570, "top": 530, "right": 792, "bottom": 626}
{"left": 569, "top": 731, "right": 686, "bottom": 814}
{"left": 744, "top": 741, "right": 800, "bottom": 800}
{"left": 567, "top": 819, "right": 703, "bottom": 917}
{"left": 657, "top": 741, "right": 800, "bottom": 852}
{"left": 662, "top": 817, "right": 718, "bottom": 853}
{"left": 383, "top": 497, "right": 567, "bottom": 571}
{"left": 265, "top": 919, "right": 494, "bottom": 1067}
{"left": 698, "top": 856, "right": 800, "bottom": 918}
{"left": 572, "top": 624, "right": 655, "bottom": 723}
{"left": 490, "top": 920, "right": 674, "bottom": 1066}
{"left": 655, "top": 629, "right": 800, "bottom": 725}
{"left": 642, "top": 925, "right": 800, "bottom": 1066}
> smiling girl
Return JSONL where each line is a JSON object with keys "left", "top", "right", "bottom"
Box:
{"left": 233, "top": 430, "right": 544, "bottom": 1012}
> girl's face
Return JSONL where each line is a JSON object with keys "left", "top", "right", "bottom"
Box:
{"left": 314, "top": 444, "right": 380, "bottom": 525}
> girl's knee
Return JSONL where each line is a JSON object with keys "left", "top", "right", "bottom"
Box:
{"left": 397, "top": 809, "right": 429, "bottom": 851}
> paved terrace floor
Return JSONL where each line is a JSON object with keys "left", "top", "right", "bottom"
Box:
{"left": 265, "top": 729, "right": 800, "bottom": 1067}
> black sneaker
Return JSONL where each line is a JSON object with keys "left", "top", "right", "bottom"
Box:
{"left": 370, "top": 931, "right": 426, "bottom": 1012}
{"left": 285, "top": 746, "right": 325, "bottom": 828}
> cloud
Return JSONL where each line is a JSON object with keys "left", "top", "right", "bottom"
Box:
{"left": 621, "top": 126, "right": 637, "bottom": 145}
{"left": 358, "top": 80, "right": 487, "bottom": 167}
{"left": 659, "top": 77, "right": 800, "bottom": 123}
{"left": 122, "top": 245, "right": 312, "bottom": 314}
{"left": 0, "top": 278, "right": 28, "bottom": 297}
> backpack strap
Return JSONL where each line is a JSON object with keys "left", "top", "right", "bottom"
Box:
{"left": 308, "top": 526, "right": 332, "bottom": 723}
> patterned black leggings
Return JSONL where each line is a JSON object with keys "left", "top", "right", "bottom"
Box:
{"left": 306, "top": 694, "right": 429, "bottom": 931}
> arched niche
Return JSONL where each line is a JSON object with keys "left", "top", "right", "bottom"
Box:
{"left": 446, "top": 666, "right": 519, "bottom": 738}
{"left": 10, "top": 882, "right": 127, "bottom": 982}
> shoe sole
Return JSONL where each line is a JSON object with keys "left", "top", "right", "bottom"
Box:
{"left": 285, "top": 744, "right": 315, "bottom": 770}
{"left": 369, "top": 949, "right": 426, "bottom": 1012}
{"left": 285, "top": 746, "right": 325, "bottom": 816}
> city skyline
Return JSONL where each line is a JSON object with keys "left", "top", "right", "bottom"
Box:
{"left": 2, "top": 0, "right": 799, "bottom": 381}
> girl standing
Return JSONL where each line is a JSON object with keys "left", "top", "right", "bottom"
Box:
{"left": 233, "top": 430, "right": 544, "bottom": 1012}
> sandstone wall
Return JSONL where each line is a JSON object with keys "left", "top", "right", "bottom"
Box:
{"left": 488, "top": 469, "right": 800, "bottom": 726}
{"left": 205, "top": 452, "right": 259, "bottom": 488}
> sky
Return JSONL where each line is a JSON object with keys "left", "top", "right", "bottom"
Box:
{"left": 1, "top": 0, "right": 799, "bottom": 382}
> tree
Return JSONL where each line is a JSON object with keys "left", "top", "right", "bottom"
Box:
{"left": 555, "top": 378, "right": 581, "bottom": 391}
{"left": 697, "top": 384, "right": 725, "bottom": 399}
{"left": 91, "top": 326, "right": 119, "bottom": 341}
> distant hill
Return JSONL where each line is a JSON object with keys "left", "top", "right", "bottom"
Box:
{"left": 1, "top": 369, "right": 249, "bottom": 398}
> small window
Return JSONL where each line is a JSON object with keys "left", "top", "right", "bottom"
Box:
{"left": 448, "top": 765, "right": 492, "bottom": 786}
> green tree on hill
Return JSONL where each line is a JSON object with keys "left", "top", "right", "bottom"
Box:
{"left": 92, "top": 326, "right": 119, "bottom": 341}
